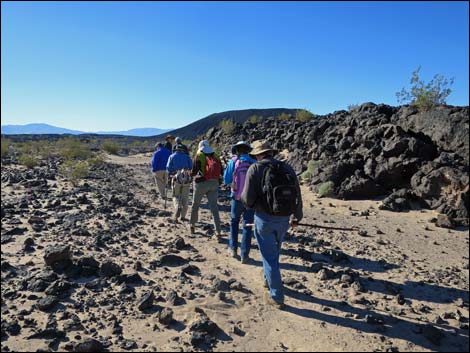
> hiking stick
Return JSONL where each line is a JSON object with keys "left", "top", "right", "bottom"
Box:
{"left": 244, "top": 223, "right": 359, "bottom": 232}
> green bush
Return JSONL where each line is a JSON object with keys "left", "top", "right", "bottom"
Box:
{"left": 396, "top": 66, "right": 454, "bottom": 112}
{"left": 102, "top": 140, "right": 120, "bottom": 155}
{"left": 57, "top": 138, "right": 92, "bottom": 160}
{"left": 220, "top": 119, "right": 236, "bottom": 134}
{"left": 59, "top": 160, "right": 90, "bottom": 184}
{"left": 300, "top": 160, "right": 320, "bottom": 180}
{"left": 317, "top": 181, "right": 335, "bottom": 197}
{"left": 277, "top": 113, "right": 292, "bottom": 120}
{"left": 296, "top": 109, "right": 315, "bottom": 122}
{"left": 1, "top": 138, "right": 12, "bottom": 158}
{"left": 87, "top": 154, "right": 106, "bottom": 168}
{"left": 248, "top": 115, "right": 261, "bottom": 124}
{"left": 18, "top": 154, "right": 38, "bottom": 168}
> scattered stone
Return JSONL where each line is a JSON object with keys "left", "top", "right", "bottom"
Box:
{"left": 44, "top": 245, "right": 71, "bottom": 267}
{"left": 99, "top": 261, "right": 122, "bottom": 277}
{"left": 158, "top": 308, "right": 174, "bottom": 326}
{"left": 137, "top": 290, "right": 155, "bottom": 311}
{"left": 73, "top": 337, "right": 106, "bottom": 352}
{"left": 37, "top": 296, "right": 59, "bottom": 312}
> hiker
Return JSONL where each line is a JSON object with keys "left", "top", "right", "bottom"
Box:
{"left": 224, "top": 141, "right": 256, "bottom": 263}
{"left": 172, "top": 137, "right": 189, "bottom": 155}
{"left": 189, "top": 140, "right": 223, "bottom": 238}
{"left": 151, "top": 142, "right": 171, "bottom": 200}
{"left": 164, "top": 135, "right": 176, "bottom": 152}
{"left": 167, "top": 144, "right": 193, "bottom": 221}
{"left": 241, "top": 140, "right": 303, "bottom": 309}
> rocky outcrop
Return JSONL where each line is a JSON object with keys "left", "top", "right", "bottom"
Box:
{"left": 203, "top": 103, "right": 469, "bottom": 226}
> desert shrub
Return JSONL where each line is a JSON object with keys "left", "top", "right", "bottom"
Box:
{"left": 102, "top": 140, "right": 120, "bottom": 155}
{"left": 317, "top": 181, "right": 335, "bottom": 197}
{"left": 87, "top": 154, "right": 106, "bottom": 168}
{"left": 59, "top": 160, "right": 89, "bottom": 184}
{"left": 277, "top": 113, "right": 292, "bottom": 120}
{"left": 295, "top": 109, "right": 315, "bottom": 122}
{"left": 248, "top": 115, "right": 261, "bottom": 124}
{"left": 300, "top": 160, "right": 320, "bottom": 180}
{"left": 1, "top": 138, "right": 12, "bottom": 158}
{"left": 57, "top": 138, "right": 92, "bottom": 160}
{"left": 220, "top": 119, "right": 236, "bottom": 134}
{"left": 396, "top": 66, "right": 454, "bottom": 112}
{"left": 18, "top": 154, "right": 38, "bottom": 168}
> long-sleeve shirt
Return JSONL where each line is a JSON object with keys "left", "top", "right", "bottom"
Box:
{"left": 151, "top": 147, "right": 171, "bottom": 172}
{"left": 166, "top": 151, "right": 193, "bottom": 175}
{"left": 241, "top": 157, "right": 303, "bottom": 221}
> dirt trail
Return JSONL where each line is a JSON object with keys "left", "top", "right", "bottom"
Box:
{"left": 105, "top": 153, "right": 469, "bottom": 352}
{"left": 1, "top": 153, "right": 468, "bottom": 352}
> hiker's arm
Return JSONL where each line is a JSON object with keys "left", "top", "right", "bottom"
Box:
{"left": 191, "top": 156, "right": 201, "bottom": 177}
{"left": 290, "top": 168, "right": 303, "bottom": 222}
{"left": 166, "top": 155, "right": 173, "bottom": 175}
{"left": 241, "top": 164, "right": 258, "bottom": 209}
{"left": 151, "top": 153, "right": 158, "bottom": 172}
{"left": 223, "top": 159, "right": 235, "bottom": 185}
{"left": 187, "top": 156, "right": 193, "bottom": 171}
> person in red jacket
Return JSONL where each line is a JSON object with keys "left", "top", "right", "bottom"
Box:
{"left": 189, "top": 140, "right": 223, "bottom": 238}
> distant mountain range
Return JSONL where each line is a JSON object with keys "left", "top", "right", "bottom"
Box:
{"left": 2, "top": 108, "right": 300, "bottom": 139}
{"left": 1, "top": 123, "right": 172, "bottom": 137}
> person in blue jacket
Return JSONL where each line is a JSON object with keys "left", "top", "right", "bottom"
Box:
{"left": 224, "top": 141, "right": 256, "bottom": 263}
{"left": 151, "top": 142, "right": 171, "bottom": 200}
{"left": 167, "top": 144, "right": 193, "bottom": 221}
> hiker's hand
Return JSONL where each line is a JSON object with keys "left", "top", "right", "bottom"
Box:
{"left": 290, "top": 219, "right": 299, "bottom": 228}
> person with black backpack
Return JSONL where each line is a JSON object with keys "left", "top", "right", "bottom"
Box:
{"left": 223, "top": 141, "right": 256, "bottom": 263}
{"left": 241, "top": 140, "right": 303, "bottom": 309}
{"left": 189, "top": 140, "right": 223, "bottom": 238}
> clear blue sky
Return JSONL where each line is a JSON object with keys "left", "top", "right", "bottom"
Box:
{"left": 1, "top": 1, "right": 469, "bottom": 131}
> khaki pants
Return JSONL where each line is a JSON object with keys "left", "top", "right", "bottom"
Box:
{"left": 173, "top": 183, "right": 191, "bottom": 219}
{"left": 153, "top": 171, "right": 167, "bottom": 199}
{"left": 190, "top": 179, "right": 221, "bottom": 233}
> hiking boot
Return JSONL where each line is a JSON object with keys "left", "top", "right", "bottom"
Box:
{"left": 180, "top": 217, "right": 188, "bottom": 222}
{"left": 240, "top": 256, "right": 250, "bottom": 264}
{"left": 264, "top": 292, "right": 285, "bottom": 310}
{"left": 228, "top": 247, "right": 237, "bottom": 259}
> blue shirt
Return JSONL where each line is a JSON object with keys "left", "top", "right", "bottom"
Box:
{"left": 224, "top": 154, "right": 256, "bottom": 196}
{"left": 151, "top": 147, "right": 171, "bottom": 172}
{"left": 166, "top": 151, "right": 193, "bottom": 175}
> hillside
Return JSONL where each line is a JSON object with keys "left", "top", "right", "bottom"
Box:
{"left": 199, "top": 103, "right": 470, "bottom": 227}
{"left": 155, "top": 108, "right": 299, "bottom": 140}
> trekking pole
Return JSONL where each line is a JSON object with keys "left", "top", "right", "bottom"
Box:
{"left": 244, "top": 223, "right": 359, "bottom": 232}
{"left": 164, "top": 172, "right": 168, "bottom": 210}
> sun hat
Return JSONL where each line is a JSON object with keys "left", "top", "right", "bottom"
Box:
{"left": 198, "top": 140, "right": 214, "bottom": 154}
{"left": 231, "top": 141, "right": 252, "bottom": 155}
{"left": 249, "top": 140, "right": 278, "bottom": 157}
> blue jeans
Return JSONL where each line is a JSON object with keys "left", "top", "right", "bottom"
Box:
{"left": 254, "top": 212, "right": 290, "bottom": 303}
{"left": 229, "top": 199, "right": 255, "bottom": 259}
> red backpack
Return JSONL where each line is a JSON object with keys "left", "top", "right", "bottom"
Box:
{"left": 204, "top": 155, "right": 222, "bottom": 181}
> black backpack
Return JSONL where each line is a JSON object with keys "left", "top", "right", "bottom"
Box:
{"left": 261, "top": 161, "right": 300, "bottom": 217}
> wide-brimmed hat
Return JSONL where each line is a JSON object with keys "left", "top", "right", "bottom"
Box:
{"left": 249, "top": 140, "right": 278, "bottom": 157}
{"left": 231, "top": 141, "right": 252, "bottom": 155}
{"left": 166, "top": 135, "right": 176, "bottom": 140}
{"left": 198, "top": 140, "right": 214, "bottom": 154}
